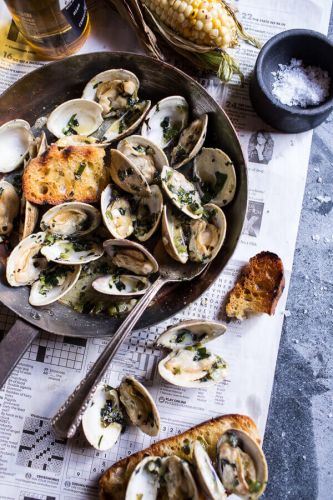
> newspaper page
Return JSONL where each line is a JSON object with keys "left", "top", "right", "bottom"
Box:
{"left": 0, "top": 0, "right": 331, "bottom": 498}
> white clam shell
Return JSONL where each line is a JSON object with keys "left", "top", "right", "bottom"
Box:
{"left": 82, "top": 68, "right": 140, "bottom": 103}
{"left": 157, "top": 320, "right": 227, "bottom": 349}
{"left": 171, "top": 114, "right": 208, "bottom": 169}
{"left": 101, "top": 184, "right": 135, "bottom": 239}
{"left": 82, "top": 383, "right": 123, "bottom": 451}
{"left": 110, "top": 149, "right": 151, "bottom": 196}
{"left": 193, "top": 441, "right": 227, "bottom": 499}
{"left": 41, "top": 237, "right": 104, "bottom": 265}
{"left": 194, "top": 148, "right": 237, "bottom": 207}
{"left": 125, "top": 456, "right": 163, "bottom": 500}
{"left": 134, "top": 184, "right": 163, "bottom": 242}
{"left": 0, "top": 119, "right": 34, "bottom": 173}
{"left": 92, "top": 274, "right": 149, "bottom": 297}
{"left": 161, "top": 166, "right": 202, "bottom": 219}
{"left": 47, "top": 98, "right": 104, "bottom": 139}
{"left": 119, "top": 376, "right": 160, "bottom": 436}
{"left": 103, "top": 238, "right": 159, "bottom": 275}
{"left": 40, "top": 202, "right": 101, "bottom": 238}
{"left": 0, "top": 180, "right": 20, "bottom": 237}
{"left": 6, "top": 232, "right": 47, "bottom": 286}
{"left": 29, "top": 264, "right": 81, "bottom": 306}
{"left": 188, "top": 203, "right": 226, "bottom": 263}
{"left": 216, "top": 429, "right": 268, "bottom": 498}
{"left": 141, "top": 95, "right": 189, "bottom": 149}
{"left": 161, "top": 204, "right": 188, "bottom": 264}
{"left": 19, "top": 196, "right": 39, "bottom": 240}
{"left": 102, "top": 100, "right": 151, "bottom": 143}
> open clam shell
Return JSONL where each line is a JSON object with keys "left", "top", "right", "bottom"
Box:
{"left": 125, "top": 456, "right": 163, "bottom": 500}
{"left": 110, "top": 149, "right": 151, "bottom": 196}
{"left": 40, "top": 202, "right": 101, "bottom": 238}
{"left": 171, "top": 114, "right": 208, "bottom": 169}
{"left": 82, "top": 68, "right": 140, "bottom": 116}
{"left": 161, "top": 205, "right": 188, "bottom": 264}
{"left": 0, "top": 119, "right": 34, "bottom": 173}
{"left": 47, "top": 98, "right": 104, "bottom": 139}
{"left": 119, "top": 376, "right": 160, "bottom": 436}
{"left": 161, "top": 166, "right": 202, "bottom": 219}
{"left": 193, "top": 441, "right": 227, "bottom": 500}
{"left": 29, "top": 264, "right": 81, "bottom": 306}
{"left": 41, "top": 236, "right": 104, "bottom": 265}
{"left": 101, "top": 184, "right": 135, "bottom": 239}
{"left": 6, "top": 232, "right": 48, "bottom": 286}
{"left": 103, "top": 239, "right": 159, "bottom": 275}
{"left": 158, "top": 346, "right": 228, "bottom": 388}
{"left": 157, "top": 320, "right": 227, "bottom": 349}
{"left": 102, "top": 100, "right": 151, "bottom": 143}
{"left": 216, "top": 429, "right": 268, "bottom": 498}
{"left": 194, "top": 148, "right": 237, "bottom": 206}
{"left": 0, "top": 180, "right": 20, "bottom": 237}
{"left": 117, "top": 135, "right": 168, "bottom": 184}
{"left": 92, "top": 274, "right": 149, "bottom": 297}
{"left": 163, "top": 455, "right": 199, "bottom": 500}
{"left": 188, "top": 203, "right": 227, "bottom": 263}
{"left": 134, "top": 184, "right": 163, "bottom": 241}
{"left": 141, "top": 95, "right": 189, "bottom": 149}
{"left": 82, "top": 383, "right": 124, "bottom": 451}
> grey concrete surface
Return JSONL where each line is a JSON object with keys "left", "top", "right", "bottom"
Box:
{"left": 263, "top": 9, "right": 333, "bottom": 500}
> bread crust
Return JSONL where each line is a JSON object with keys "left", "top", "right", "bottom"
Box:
{"left": 226, "top": 251, "right": 285, "bottom": 320}
{"left": 99, "top": 414, "right": 260, "bottom": 499}
{"left": 23, "top": 144, "right": 109, "bottom": 205}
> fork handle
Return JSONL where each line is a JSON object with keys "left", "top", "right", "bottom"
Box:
{"left": 51, "top": 277, "right": 166, "bottom": 438}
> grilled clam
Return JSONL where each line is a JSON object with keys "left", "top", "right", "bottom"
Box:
{"left": 163, "top": 455, "right": 199, "bottom": 500}
{"left": 6, "top": 232, "right": 48, "bottom": 286}
{"left": 82, "top": 383, "right": 125, "bottom": 451}
{"left": 188, "top": 203, "right": 226, "bottom": 263}
{"left": 0, "top": 119, "right": 34, "bottom": 173}
{"left": 110, "top": 149, "right": 151, "bottom": 196}
{"left": 82, "top": 69, "right": 140, "bottom": 117}
{"left": 216, "top": 429, "right": 268, "bottom": 498}
{"left": 29, "top": 264, "right": 81, "bottom": 306}
{"left": 101, "top": 184, "right": 135, "bottom": 239}
{"left": 125, "top": 456, "right": 163, "bottom": 500}
{"left": 47, "top": 98, "right": 104, "bottom": 139}
{"left": 133, "top": 184, "right": 163, "bottom": 241}
{"left": 158, "top": 320, "right": 228, "bottom": 388}
{"left": 141, "top": 95, "right": 189, "bottom": 149}
{"left": 117, "top": 135, "right": 168, "bottom": 184}
{"left": 171, "top": 114, "right": 208, "bottom": 169}
{"left": 119, "top": 376, "right": 160, "bottom": 436}
{"left": 41, "top": 235, "right": 104, "bottom": 265}
{"left": 161, "top": 205, "right": 189, "bottom": 264}
{"left": 194, "top": 148, "right": 237, "bottom": 206}
{"left": 103, "top": 239, "right": 159, "bottom": 275}
{"left": 161, "top": 166, "right": 202, "bottom": 219}
{"left": 102, "top": 100, "right": 151, "bottom": 143}
{"left": 0, "top": 180, "right": 20, "bottom": 238}
{"left": 40, "top": 202, "right": 101, "bottom": 237}
{"left": 193, "top": 441, "right": 227, "bottom": 499}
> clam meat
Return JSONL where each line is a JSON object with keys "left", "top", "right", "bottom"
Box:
{"left": 101, "top": 184, "right": 135, "bottom": 239}
{"left": 161, "top": 166, "right": 202, "bottom": 219}
{"left": 163, "top": 455, "right": 199, "bottom": 500}
{"left": 171, "top": 114, "right": 208, "bottom": 169}
{"left": 188, "top": 203, "right": 226, "bottom": 263}
{"left": 0, "top": 180, "right": 20, "bottom": 237}
{"left": 103, "top": 239, "right": 159, "bottom": 276}
{"left": 40, "top": 202, "right": 101, "bottom": 237}
{"left": 133, "top": 184, "right": 163, "bottom": 241}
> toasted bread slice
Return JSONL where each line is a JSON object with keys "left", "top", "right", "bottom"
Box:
{"left": 99, "top": 414, "right": 260, "bottom": 499}
{"left": 23, "top": 144, "right": 109, "bottom": 205}
{"left": 226, "top": 251, "right": 285, "bottom": 320}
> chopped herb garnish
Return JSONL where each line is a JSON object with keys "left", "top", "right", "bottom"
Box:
{"left": 248, "top": 480, "right": 262, "bottom": 493}
{"left": 100, "top": 398, "right": 126, "bottom": 429}
{"left": 38, "top": 265, "right": 72, "bottom": 295}
{"left": 0, "top": 187, "right": 4, "bottom": 197}
{"left": 74, "top": 161, "right": 87, "bottom": 180}
{"left": 193, "top": 347, "right": 210, "bottom": 361}
{"left": 62, "top": 113, "right": 79, "bottom": 136}
{"left": 160, "top": 116, "right": 180, "bottom": 143}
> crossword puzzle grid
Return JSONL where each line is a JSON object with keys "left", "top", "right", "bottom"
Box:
{"left": 22, "top": 332, "right": 87, "bottom": 370}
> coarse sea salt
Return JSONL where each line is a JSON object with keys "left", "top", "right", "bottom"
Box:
{"left": 271, "top": 58, "right": 331, "bottom": 108}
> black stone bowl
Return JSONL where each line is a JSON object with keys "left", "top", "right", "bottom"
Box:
{"left": 250, "top": 29, "right": 333, "bottom": 133}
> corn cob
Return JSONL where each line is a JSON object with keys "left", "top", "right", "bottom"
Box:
{"left": 143, "top": 0, "right": 238, "bottom": 49}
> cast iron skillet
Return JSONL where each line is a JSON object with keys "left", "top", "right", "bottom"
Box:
{"left": 0, "top": 52, "right": 247, "bottom": 381}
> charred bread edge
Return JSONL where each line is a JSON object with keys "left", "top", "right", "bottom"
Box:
{"left": 99, "top": 413, "right": 261, "bottom": 499}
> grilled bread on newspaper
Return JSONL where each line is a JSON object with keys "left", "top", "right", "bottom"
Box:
{"left": 99, "top": 414, "right": 268, "bottom": 499}
{"left": 226, "top": 251, "right": 285, "bottom": 320}
{"left": 23, "top": 144, "right": 109, "bottom": 205}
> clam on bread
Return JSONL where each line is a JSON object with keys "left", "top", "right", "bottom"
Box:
{"left": 226, "top": 251, "right": 285, "bottom": 320}
{"left": 99, "top": 414, "right": 268, "bottom": 499}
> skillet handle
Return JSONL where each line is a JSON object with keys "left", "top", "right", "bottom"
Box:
{"left": 0, "top": 319, "right": 39, "bottom": 388}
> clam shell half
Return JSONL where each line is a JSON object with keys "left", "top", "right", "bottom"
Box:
{"left": 110, "top": 149, "right": 151, "bottom": 196}
{"left": 171, "top": 114, "right": 208, "bottom": 169}
{"left": 157, "top": 319, "right": 227, "bottom": 349}
{"left": 101, "top": 184, "right": 135, "bottom": 239}
{"left": 103, "top": 238, "right": 159, "bottom": 275}
{"left": 29, "top": 264, "right": 81, "bottom": 306}
{"left": 41, "top": 236, "right": 104, "bottom": 265}
{"left": 125, "top": 456, "right": 163, "bottom": 500}
{"left": 0, "top": 119, "right": 34, "bottom": 173}
{"left": 134, "top": 184, "right": 163, "bottom": 242}
{"left": 0, "top": 180, "right": 20, "bottom": 237}
{"left": 188, "top": 203, "right": 226, "bottom": 263}
{"left": 216, "top": 429, "right": 268, "bottom": 498}
{"left": 101, "top": 100, "right": 151, "bottom": 143}
{"left": 193, "top": 441, "right": 227, "bottom": 499}
{"left": 119, "top": 376, "right": 160, "bottom": 436}
{"left": 6, "top": 232, "right": 47, "bottom": 286}
{"left": 40, "top": 202, "right": 101, "bottom": 238}
{"left": 161, "top": 166, "right": 202, "bottom": 219}
{"left": 161, "top": 204, "right": 188, "bottom": 264}
{"left": 92, "top": 274, "right": 150, "bottom": 297}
